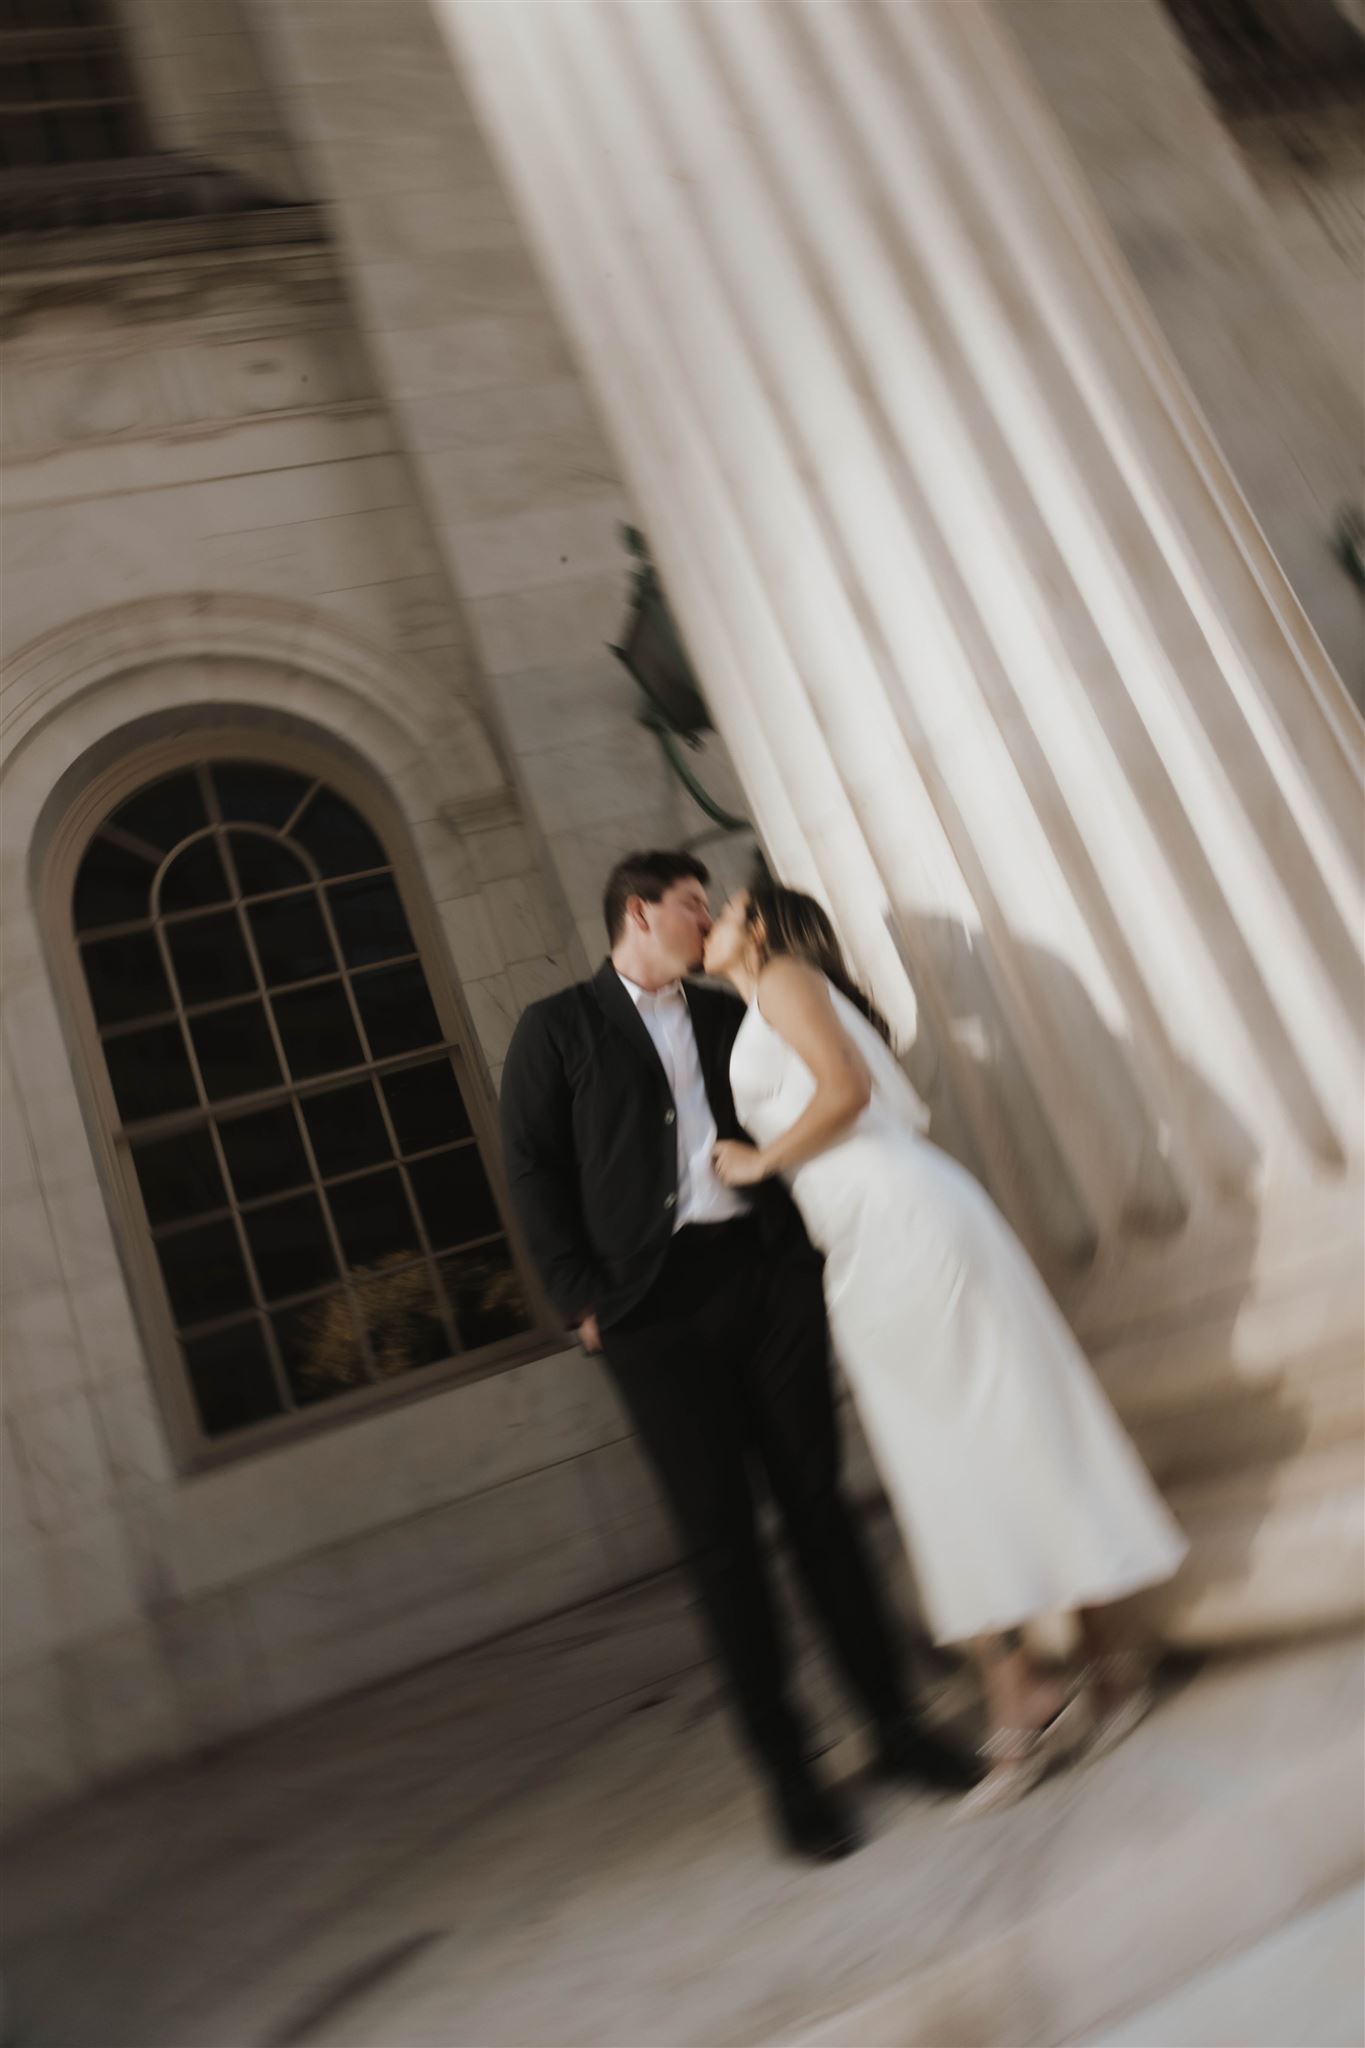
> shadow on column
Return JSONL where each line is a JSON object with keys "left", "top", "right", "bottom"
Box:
{"left": 889, "top": 912, "right": 1311, "bottom": 1645}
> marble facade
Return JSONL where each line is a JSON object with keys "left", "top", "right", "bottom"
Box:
{"left": 440, "top": 0, "right": 1364, "bottom": 1650}
{"left": 1, "top": 0, "right": 1361, "bottom": 1830}
{"left": 0, "top": 138, "right": 703, "bottom": 1827}
{"left": 1, "top": 1569, "right": 1361, "bottom": 2048}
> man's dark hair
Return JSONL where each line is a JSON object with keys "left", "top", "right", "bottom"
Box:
{"left": 603, "top": 848, "right": 710, "bottom": 945}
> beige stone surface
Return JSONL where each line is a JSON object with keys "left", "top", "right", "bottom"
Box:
{"left": 1090, "top": 1881, "right": 1364, "bottom": 2048}
{"left": 0, "top": 87, "right": 713, "bottom": 1821}
{"left": 0, "top": 1569, "right": 1358, "bottom": 2048}
{"left": 120, "top": 0, "right": 310, "bottom": 202}
{"left": 1002, "top": 0, "right": 1364, "bottom": 704}
{"left": 4, "top": 0, "right": 1359, "bottom": 1847}
{"left": 251, "top": 0, "right": 743, "bottom": 902}
{"left": 440, "top": 0, "right": 1364, "bottom": 1655}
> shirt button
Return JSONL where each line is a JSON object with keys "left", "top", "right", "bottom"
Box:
{"left": 664, "top": 1193, "right": 677, "bottom": 1209}
{"left": 664, "top": 1109, "right": 676, "bottom": 1126}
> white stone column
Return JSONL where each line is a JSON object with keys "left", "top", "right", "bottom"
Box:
{"left": 437, "top": 0, "right": 1365, "bottom": 1643}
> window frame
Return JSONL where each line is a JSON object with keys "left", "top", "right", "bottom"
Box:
{"left": 45, "top": 726, "right": 562, "bottom": 1474}
{"left": 0, "top": 1, "right": 150, "bottom": 174}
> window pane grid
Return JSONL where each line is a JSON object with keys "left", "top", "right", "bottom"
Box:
{"left": 160, "top": 960, "right": 296, "bottom": 1423}
{"left": 169, "top": 1233, "right": 508, "bottom": 1341}
{"left": 74, "top": 862, "right": 396, "bottom": 943}
{"left": 208, "top": 768, "right": 391, "bottom": 1401}
{"left": 302, "top": 861, "right": 463, "bottom": 1360}
{"left": 92, "top": 953, "right": 423, "bottom": 1040}
{"left": 311, "top": 859, "right": 462, "bottom": 1360}
{"left": 106, "top": 1038, "right": 472, "bottom": 1145}
{"left": 98, "top": 821, "right": 165, "bottom": 867}
{"left": 140, "top": 838, "right": 296, "bottom": 1418}
{"left": 279, "top": 781, "right": 318, "bottom": 837}
{"left": 143, "top": 1132, "right": 482, "bottom": 1236}
{"left": 0, "top": 1, "right": 146, "bottom": 168}
{"left": 73, "top": 758, "right": 536, "bottom": 1447}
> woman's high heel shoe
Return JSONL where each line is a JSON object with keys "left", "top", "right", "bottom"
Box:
{"left": 954, "top": 1683, "right": 1093, "bottom": 1821}
{"left": 1083, "top": 1651, "right": 1155, "bottom": 1763}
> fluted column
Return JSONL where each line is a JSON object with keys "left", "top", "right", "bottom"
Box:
{"left": 438, "top": 0, "right": 1365, "bottom": 1642}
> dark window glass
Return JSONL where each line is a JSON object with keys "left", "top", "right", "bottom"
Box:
{"left": 130, "top": 1129, "right": 225, "bottom": 1228}
{"left": 229, "top": 833, "right": 311, "bottom": 900}
{"left": 381, "top": 1058, "right": 471, "bottom": 1154}
{"left": 243, "top": 1191, "right": 337, "bottom": 1302}
{"left": 113, "top": 772, "right": 207, "bottom": 853}
{"left": 301, "top": 1079, "right": 392, "bottom": 1178}
{"left": 272, "top": 981, "right": 363, "bottom": 1080}
{"left": 213, "top": 764, "right": 312, "bottom": 830}
{"left": 188, "top": 1003, "right": 282, "bottom": 1103}
{"left": 165, "top": 910, "right": 256, "bottom": 1007}
{"left": 439, "top": 1243, "right": 530, "bottom": 1349}
{"left": 357, "top": 1261, "right": 449, "bottom": 1378}
{"left": 326, "top": 1167, "right": 422, "bottom": 1270}
{"left": 352, "top": 963, "right": 442, "bottom": 1059}
{"left": 81, "top": 930, "right": 172, "bottom": 1025}
{"left": 73, "top": 836, "right": 155, "bottom": 931}
{"left": 218, "top": 1103, "right": 310, "bottom": 1203}
{"left": 409, "top": 1147, "right": 500, "bottom": 1251}
{"left": 156, "top": 1219, "right": 253, "bottom": 1326}
{"left": 105, "top": 1021, "right": 198, "bottom": 1123}
{"left": 0, "top": 0, "right": 146, "bottom": 168}
{"left": 327, "top": 876, "right": 413, "bottom": 969}
{"left": 292, "top": 788, "right": 385, "bottom": 878}
{"left": 159, "top": 837, "right": 231, "bottom": 915}
{"left": 273, "top": 1293, "right": 364, "bottom": 1406}
{"left": 77, "top": 759, "right": 535, "bottom": 1452}
{"left": 246, "top": 892, "right": 334, "bottom": 987}
{"left": 184, "top": 1320, "right": 282, "bottom": 1436}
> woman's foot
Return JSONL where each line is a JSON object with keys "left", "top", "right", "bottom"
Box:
{"left": 1084, "top": 1651, "right": 1155, "bottom": 1763}
{"left": 955, "top": 1682, "right": 1092, "bottom": 1822}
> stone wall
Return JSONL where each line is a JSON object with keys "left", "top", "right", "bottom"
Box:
{"left": 118, "top": 0, "right": 310, "bottom": 202}
{"left": 0, "top": 198, "right": 726, "bottom": 1827}
{"left": 246, "top": 0, "right": 753, "bottom": 968}
{"left": 8, "top": 0, "right": 1355, "bottom": 1830}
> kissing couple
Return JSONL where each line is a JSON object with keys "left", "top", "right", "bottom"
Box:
{"left": 500, "top": 850, "right": 1186, "bottom": 1858}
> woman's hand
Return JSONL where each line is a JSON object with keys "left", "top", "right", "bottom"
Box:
{"left": 712, "top": 1139, "right": 770, "bottom": 1188}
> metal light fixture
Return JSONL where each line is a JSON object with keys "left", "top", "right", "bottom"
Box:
{"left": 609, "top": 526, "right": 748, "bottom": 845}
{"left": 1333, "top": 504, "right": 1365, "bottom": 593}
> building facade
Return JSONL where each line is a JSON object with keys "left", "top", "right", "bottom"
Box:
{"left": 1, "top": 0, "right": 1361, "bottom": 1828}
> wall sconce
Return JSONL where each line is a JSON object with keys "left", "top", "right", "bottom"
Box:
{"left": 609, "top": 526, "right": 749, "bottom": 847}
{"left": 1333, "top": 504, "right": 1365, "bottom": 593}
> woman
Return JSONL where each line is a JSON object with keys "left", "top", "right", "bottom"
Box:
{"left": 704, "top": 880, "right": 1188, "bottom": 1817}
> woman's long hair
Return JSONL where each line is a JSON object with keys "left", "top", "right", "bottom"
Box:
{"left": 745, "top": 878, "right": 893, "bottom": 1045}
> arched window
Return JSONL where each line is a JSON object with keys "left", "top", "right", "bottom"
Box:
{"left": 68, "top": 754, "right": 542, "bottom": 1461}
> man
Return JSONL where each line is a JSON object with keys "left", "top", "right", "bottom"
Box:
{"left": 499, "top": 850, "right": 971, "bottom": 1859}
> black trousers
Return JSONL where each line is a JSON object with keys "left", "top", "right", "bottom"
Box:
{"left": 601, "top": 1216, "right": 908, "bottom": 1771}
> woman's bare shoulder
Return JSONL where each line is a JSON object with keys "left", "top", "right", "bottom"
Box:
{"left": 756, "top": 956, "right": 835, "bottom": 1019}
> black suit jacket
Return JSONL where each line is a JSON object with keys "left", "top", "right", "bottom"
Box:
{"left": 499, "top": 959, "right": 820, "bottom": 1331}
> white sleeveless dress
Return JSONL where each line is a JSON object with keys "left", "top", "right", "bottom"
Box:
{"left": 730, "top": 979, "right": 1188, "bottom": 1644}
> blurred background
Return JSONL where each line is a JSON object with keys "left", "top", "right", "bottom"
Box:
{"left": 0, "top": 1, "right": 1361, "bottom": 2043}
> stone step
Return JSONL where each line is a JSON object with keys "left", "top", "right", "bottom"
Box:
{"left": 1136, "top": 1356, "right": 1365, "bottom": 1490}
{"left": 1161, "top": 1451, "right": 1365, "bottom": 1643}
{"left": 2, "top": 1576, "right": 1358, "bottom": 2048}
{"left": 1086, "top": 1880, "right": 1364, "bottom": 2047}
{"left": 319, "top": 1628, "right": 1365, "bottom": 2048}
{"left": 780, "top": 1715, "right": 1362, "bottom": 2048}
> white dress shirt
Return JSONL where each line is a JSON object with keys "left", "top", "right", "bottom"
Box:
{"left": 618, "top": 972, "right": 748, "bottom": 1230}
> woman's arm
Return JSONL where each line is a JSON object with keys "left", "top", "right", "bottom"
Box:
{"left": 713, "top": 959, "right": 872, "bottom": 1185}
